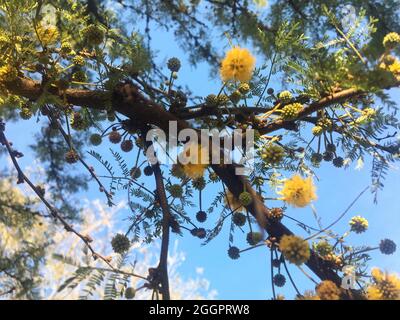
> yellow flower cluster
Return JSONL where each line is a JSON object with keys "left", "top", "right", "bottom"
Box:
{"left": 316, "top": 280, "right": 341, "bottom": 300}
{"left": 220, "top": 46, "right": 256, "bottom": 83}
{"left": 278, "top": 175, "right": 317, "bottom": 208}
{"left": 349, "top": 215, "right": 369, "bottom": 233}
{"left": 279, "top": 234, "right": 310, "bottom": 265}
{"left": 383, "top": 32, "right": 400, "bottom": 50}
{"left": 355, "top": 108, "right": 377, "bottom": 125}
{"left": 36, "top": 25, "right": 59, "bottom": 45}
{"left": 380, "top": 55, "right": 400, "bottom": 80}
{"left": 180, "top": 143, "right": 208, "bottom": 179}
{"left": 387, "top": 59, "right": 400, "bottom": 76}
{"left": 0, "top": 65, "right": 18, "bottom": 82}
{"left": 367, "top": 268, "right": 400, "bottom": 300}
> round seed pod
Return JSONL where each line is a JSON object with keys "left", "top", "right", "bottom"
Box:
{"left": 65, "top": 149, "right": 79, "bottom": 164}
{"left": 239, "top": 191, "right": 252, "bottom": 206}
{"left": 121, "top": 140, "right": 134, "bottom": 152}
{"left": 124, "top": 287, "right": 136, "bottom": 299}
{"left": 130, "top": 167, "right": 141, "bottom": 180}
{"left": 232, "top": 212, "right": 247, "bottom": 227}
{"left": 109, "top": 130, "right": 122, "bottom": 144}
{"left": 246, "top": 232, "right": 263, "bottom": 246}
{"left": 228, "top": 246, "right": 240, "bottom": 260}
{"left": 90, "top": 134, "right": 102, "bottom": 146}
{"left": 111, "top": 233, "right": 130, "bottom": 254}
{"left": 196, "top": 210, "right": 207, "bottom": 223}
{"left": 167, "top": 57, "right": 181, "bottom": 72}
{"left": 143, "top": 165, "right": 153, "bottom": 176}
{"left": 273, "top": 274, "right": 286, "bottom": 287}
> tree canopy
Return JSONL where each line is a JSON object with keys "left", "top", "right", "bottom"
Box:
{"left": 0, "top": 0, "right": 400, "bottom": 300}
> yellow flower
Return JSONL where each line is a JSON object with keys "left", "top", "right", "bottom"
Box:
{"left": 180, "top": 143, "right": 208, "bottom": 179}
{"left": 224, "top": 190, "right": 245, "bottom": 213}
{"left": 379, "top": 56, "right": 400, "bottom": 79}
{"left": 388, "top": 59, "right": 400, "bottom": 75}
{"left": 383, "top": 32, "right": 400, "bottom": 50}
{"left": 367, "top": 268, "right": 400, "bottom": 300}
{"left": 0, "top": 65, "right": 18, "bottom": 82}
{"left": 37, "top": 25, "right": 59, "bottom": 45}
{"left": 279, "top": 234, "right": 310, "bottom": 265}
{"left": 220, "top": 46, "right": 256, "bottom": 83}
{"left": 182, "top": 163, "right": 206, "bottom": 179}
{"left": 278, "top": 175, "right": 317, "bottom": 208}
{"left": 316, "top": 280, "right": 341, "bottom": 300}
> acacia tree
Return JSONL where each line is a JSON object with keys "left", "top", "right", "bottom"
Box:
{"left": 1, "top": 0, "right": 400, "bottom": 300}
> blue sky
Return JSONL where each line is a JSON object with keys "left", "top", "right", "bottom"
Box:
{"left": 2, "top": 2, "right": 400, "bottom": 300}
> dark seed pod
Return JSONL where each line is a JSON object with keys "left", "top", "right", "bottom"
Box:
{"left": 196, "top": 210, "right": 207, "bottom": 223}
{"left": 232, "top": 212, "right": 247, "bottom": 227}
{"left": 109, "top": 130, "right": 121, "bottom": 144}
{"left": 228, "top": 246, "right": 240, "bottom": 260}
{"left": 191, "top": 227, "right": 206, "bottom": 239}
{"left": 65, "top": 149, "right": 79, "bottom": 164}
{"left": 124, "top": 287, "right": 136, "bottom": 299}
{"left": 111, "top": 233, "right": 130, "bottom": 254}
{"left": 272, "top": 258, "right": 281, "bottom": 268}
{"left": 246, "top": 232, "right": 263, "bottom": 246}
{"left": 326, "top": 143, "right": 336, "bottom": 153}
{"left": 323, "top": 151, "right": 334, "bottom": 162}
{"left": 273, "top": 274, "right": 286, "bottom": 287}
{"left": 379, "top": 239, "right": 396, "bottom": 255}
{"left": 143, "top": 165, "right": 153, "bottom": 176}
{"left": 120, "top": 140, "right": 133, "bottom": 152}
{"left": 332, "top": 157, "right": 344, "bottom": 168}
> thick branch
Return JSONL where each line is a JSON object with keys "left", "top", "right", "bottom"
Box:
{"left": 152, "top": 162, "right": 171, "bottom": 300}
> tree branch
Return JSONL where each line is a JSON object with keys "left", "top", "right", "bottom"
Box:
{"left": 152, "top": 162, "right": 171, "bottom": 300}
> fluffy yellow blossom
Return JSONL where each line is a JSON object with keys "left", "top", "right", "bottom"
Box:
{"left": 316, "top": 280, "right": 341, "bottom": 300}
{"left": 220, "top": 46, "right": 256, "bottom": 83}
{"left": 279, "top": 234, "right": 310, "bottom": 265}
{"left": 380, "top": 56, "right": 400, "bottom": 80}
{"left": 224, "top": 190, "right": 245, "bottom": 213}
{"left": 182, "top": 163, "right": 206, "bottom": 179}
{"left": 367, "top": 268, "right": 400, "bottom": 300}
{"left": 36, "top": 24, "right": 59, "bottom": 45}
{"left": 179, "top": 143, "right": 208, "bottom": 179}
{"left": 388, "top": 59, "right": 400, "bottom": 76}
{"left": 383, "top": 32, "right": 400, "bottom": 50}
{"left": 278, "top": 175, "right": 317, "bottom": 208}
{"left": 0, "top": 65, "right": 18, "bottom": 82}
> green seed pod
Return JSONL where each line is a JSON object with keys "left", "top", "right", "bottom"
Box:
{"left": 278, "top": 90, "right": 292, "bottom": 103}
{"left": 168, "top": 184, "right": 183, "bottom": 198}
{"left": 167, "top": 57, "right": 181, "bottom": 72}
{"left": 281, "top": 103, "right": 302, "bottom": 120}
{"left": 261, "top": 144, "right": 285, "bottom": 165}
{"left": 239, "top": 191, "right": 252, "bottom": 206}
{"left": 124, "top": 287, "right": 136, "bottom": 299}
{"left": 111, "top": 233, "right": 130, "bottom": 254}
{"left": 82, "top": 25, "right": 105, "bottom": 46}
{"left": 90, "top": 133, "right": 102, "bottom": 146}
